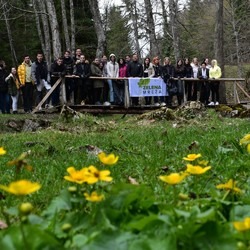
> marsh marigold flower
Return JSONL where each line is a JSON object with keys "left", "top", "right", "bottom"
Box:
{"left": 64, "top": 167, "right": 88, "bottom": 184}
{"left": 0, "top": 180, "right": 41, "bottom": 195}
{"left": 85, "top": 165, "right": 113, "bottom": 184}
{"left": 239, "top": 134, "right": 250, "bottom": 145}
{"left": 159, "top": 173, "right": 188, "bottom": 185}
{"left": 186, "top": 164, "right": 211, "bottom": 175}
{"left": 216, "top": 179, "right": 241, "bottom": 193}
{"left": 84, "top": 191, "right": 104, "bottom": 202}
{"left": 247, "top": 144, "right": 250, "bottom": 154}
{"left": 0, "top": 147, "right": 6, "bottom": 155}
{"left": 98, "top": 152, "right": 119, "bottom": 165}
{"left": 233, "top": 217, "right": 250, "bottom": 232}
{"left": 183, "top": 153, "right": 202, "bottom": 161}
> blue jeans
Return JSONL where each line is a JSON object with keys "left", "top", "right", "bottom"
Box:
{"left": 107, "top": 79, "right": 114, "bottom": 103}
{"left": 0, "top": 92, "right": 10, "bottom": 114}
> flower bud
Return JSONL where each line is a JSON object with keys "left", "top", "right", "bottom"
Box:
{"left": 68, "top": 186, "right": 77, "bottom": 193}
{"left": 61, "top": 223, "right": 72, "bottom": 232}
{"left": 178, "top": 193, "right": 189, "bottom": 201}
{"left": 19, "top": 202, "right": 33, "bottom": 215}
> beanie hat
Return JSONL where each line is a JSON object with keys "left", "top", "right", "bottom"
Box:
{"left": 109, "top": 53, "right": 116, "bottom": 58}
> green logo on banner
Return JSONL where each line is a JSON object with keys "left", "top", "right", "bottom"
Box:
{"left": 138, "top": 78, "right": 150, "bottom": 87}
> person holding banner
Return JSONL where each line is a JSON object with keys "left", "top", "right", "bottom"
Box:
{"left": 127, "top": 53, "right": 143, "bottom": 106}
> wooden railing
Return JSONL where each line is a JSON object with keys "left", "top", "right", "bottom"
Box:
{"left": 32, "top": 76, "right": 247, "bottom": 113}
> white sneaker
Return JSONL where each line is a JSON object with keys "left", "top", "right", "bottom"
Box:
{"left": 154, "top": 102, "right": 160, "bottom": 107}
{"left": 103, "top": 101, "right": 111, "bottom": 106}
{"left": 215, "top": 102, "right": 219, "bottom": 105}
{"left": 160, "top": 102, "right": 166, "bottom": 107}
{"left": 208, "top": 102, "right": 214, "bottom": 106}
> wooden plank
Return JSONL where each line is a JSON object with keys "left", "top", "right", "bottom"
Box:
{"left": 236, "top": 82, "right": 250, "bottom": 100}
{"left": 32, "top": 77, "right": 62, "bottom": 114}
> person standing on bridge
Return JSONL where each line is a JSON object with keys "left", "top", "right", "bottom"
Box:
{"left": 18, "top": 55, "right": 34, "bottom": 113}
{"left": 31, "top": 51, "right": 51, "bottom": 109}
{"left": 208, "top": 59, "right": 222, "bottom": 106}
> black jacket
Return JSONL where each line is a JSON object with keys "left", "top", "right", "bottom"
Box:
{"left": 74, "top": 63, "right": 90, "bottom": 79}
{"left": 197, "top": 68, "right": 209, "bottom": 79}
{"left": 127, "top": 61, "right": 143, "bottom": 77}
{"left": 0, "top": 69, "right": 8, "bottom": 93}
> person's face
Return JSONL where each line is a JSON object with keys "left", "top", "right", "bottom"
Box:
{"left": 102, "top": 56, "right": 107, "bottom": 62}
{"left": 24, "top": 56, "right": 30, "bottom": 64}
{"left": 205, "top": 58, "right": 209, "bottom": 64}
{"left": 211, "top": 60, "right": 215, "bottom": 67}
{"left": 193, "top": 58, "right": 198, "bottom": 65}
{"left": 76, "top": 49, "right": 82, "bottom": 56}
{"left": 178, "top": 60, "right": 182, "bottom": 66}
{"left": 125, "top": 56, "right": 130, "bottom": 62}
{"left": 201, "top": 63, "right": 206, "bottom": 69}
{"left": 94, "top": 58, "right": 99, "bottom": 64}
{"left": 185, "top": 58, "right": 189, "bottom": 64}
{"left": 165, "top": 58, "right": 170, "bottom": 65}
{"left": 111, "top": 56, "right": 115, "bottom": 62}
{"left": 120, "top": 59, "right": 124, "bottom": 64}
{"left": 57, "top": 59, "right": 63, "bottom": 65}
{"left": 80, "top": 55, "right": 85, "bottom": 63}
{"left": 37, "top": 54, "right": 43, "bottom": 61}
{"left": 145, "top": 58, "right": 150, "bottom": 64}
{"left": 11, "top": 68, "right": 16, "bottom": 74}
{"left": 64, "top": 52, "right": 70, "bottom": 58}
{"left": 132, "top": 54, "right": 138, "bottom": 61}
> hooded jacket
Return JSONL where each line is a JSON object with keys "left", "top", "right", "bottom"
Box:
{"left": 209, "top": 60, "right": 222, "bottom": 79}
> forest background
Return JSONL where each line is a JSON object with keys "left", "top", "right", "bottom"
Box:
{"left": 0, "top": 0, "right": 249, "bottom": 80}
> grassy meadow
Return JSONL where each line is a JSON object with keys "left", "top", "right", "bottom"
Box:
{"left": 0, "top": 110, "right": 250, "bottom": 249}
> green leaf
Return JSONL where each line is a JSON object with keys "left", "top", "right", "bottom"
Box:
{"left": 42, "top": 189, "right": 72, "bottom": 218}
{"left": 0, "top": 224, "right": 63, "bottom": 250}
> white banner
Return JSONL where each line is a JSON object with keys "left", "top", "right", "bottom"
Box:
{"left": 128, "top": 78, "right": 168, "bottom": 97}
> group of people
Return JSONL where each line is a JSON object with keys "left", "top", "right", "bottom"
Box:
{"left": 0, "top": 48, "right": 222, "bottom": 114}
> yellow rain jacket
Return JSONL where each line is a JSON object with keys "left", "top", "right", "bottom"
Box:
{"left": 209, "top": 59, "right": 222, "bottom": 79}
{"left": 18, "top": 62, "right": 34, "bottom": 86}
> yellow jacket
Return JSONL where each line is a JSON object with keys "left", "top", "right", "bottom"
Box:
{"left": 18, "top": 62, "right": 34, "bottom": 85}
{"left": 209, "top": 60, "right": 222, "bottom": 79}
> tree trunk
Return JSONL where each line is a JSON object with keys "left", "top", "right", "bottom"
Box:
{"left": 61, "top": 0, "right": 71, "bottom": 51}
{"left": 35, "top": 0, "right": 51, "bottom": 65}
{"left": 69, "top": 0, "right": 75, "bottom": 54}
{"left": 214, "top": 0, "right": 226, "bottom": 103}
{"left": 144, "top": 0, "right": 160, "bottom": 57}
{"left": 1, "top": 0, "right": 18, "bottom": 66}
{"left": 33, "top": 0, "right": 46, "bottom": 58}
{"left": 169, "top": 0, "right": 181, "bottom": 61}
{"left": 88, "top": 0, "right": 106, "bottom": 58}
{"left": 45, "top": 0, "right": 62, "bottom": 60}
{"left": 131, "top": 0, "right": 141, "bottom": 60}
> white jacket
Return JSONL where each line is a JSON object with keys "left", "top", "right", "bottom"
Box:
{"left": 107, "top": 61, "right": 119, "bottom": 78}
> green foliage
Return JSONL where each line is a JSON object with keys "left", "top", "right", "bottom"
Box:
{"left": 106, "top": 6, "right": 132, "bottom": 58}
{"left": 0, "top": 113, "right": 250, "bottom": 249}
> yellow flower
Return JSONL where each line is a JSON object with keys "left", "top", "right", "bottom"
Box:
{"left": 0, "top": 180, "right": 41, "bottom": 195}
{"left": 159, "top": 173, "right": 188, "bottom": 185}
{"left": 240, "top": 134, "right": 250, "bottom": 145}
{"left": 216, "top": 179, "right": 241, "bottom": 193}
{"left": 84, "top": 191, "right": 104, "bottom": 202}
{"left": 85, "top": 165, "right": 113, "bottom": 184}
{"left": 186, "top": 164, "right": 211, "bottom": 175}
{"left": 64, "top": 167, "right": 88, "bottom": 184}
{"left": 247, "top": 144, "right": 250, "bottom": 154}
{"left": 98, "top": 152, "right": 119, "bottom": 165}
{"left": 183, "top": 153, "right": 202, "bottom": 161}
{"left": 233, "top": 217, "right": 250, "bottom": 232}
{"left": 0, "top": 147, "right": 6, "bottom": 155}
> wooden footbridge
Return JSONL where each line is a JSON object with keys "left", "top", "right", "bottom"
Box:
{"left": 32, "top": 76, "right": 249, "bottom": 114}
